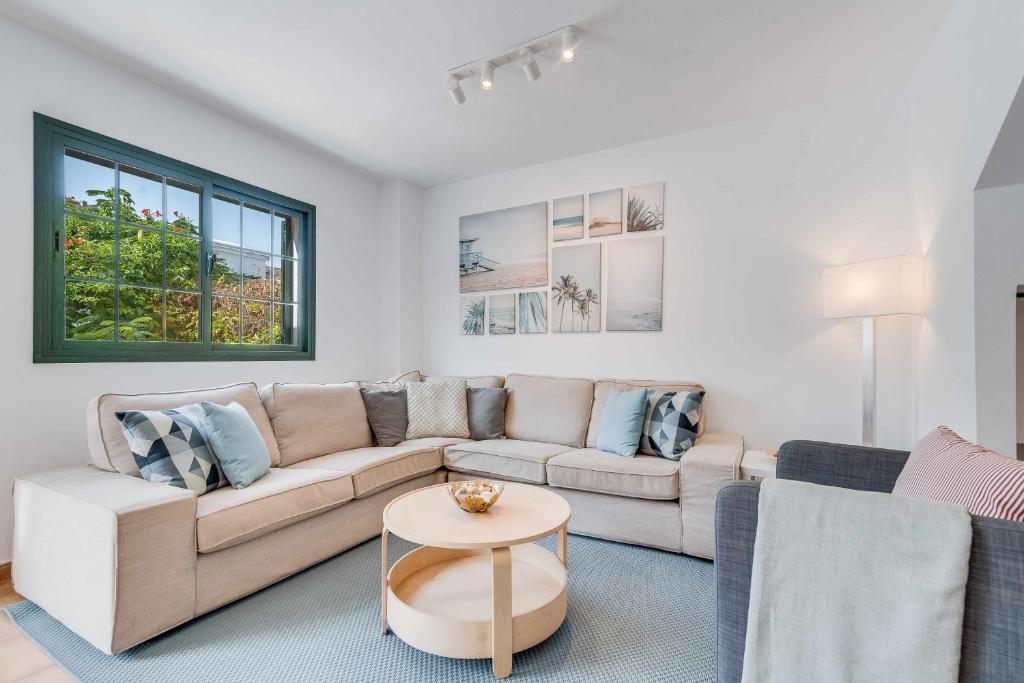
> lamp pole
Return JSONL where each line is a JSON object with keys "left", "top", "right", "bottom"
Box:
{"left": 862, "top": 317, "right": 876, "bottom": 446}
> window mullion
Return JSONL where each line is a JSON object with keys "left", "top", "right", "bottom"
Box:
{"left": 200, "top": 181, "right": 214, "bottom": 351}
{"left": 113, "top": 162, "right": 121, "bottom": 341}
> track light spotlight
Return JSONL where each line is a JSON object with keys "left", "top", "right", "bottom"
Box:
{"left": 480, "top": 62, "right": 495, "bottom": 91}
{"left": 519, "top": 48, "right": 541, "bottom": 82}
{"left": 447, "top": 77, "right": 465, "bottom": 105}
{"left": 560, "top": 29, "right": 578, "bottom": 63}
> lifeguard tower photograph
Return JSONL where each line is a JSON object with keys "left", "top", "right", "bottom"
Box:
{"left": 458, "top": 201, "right": 548, "bottom": 292}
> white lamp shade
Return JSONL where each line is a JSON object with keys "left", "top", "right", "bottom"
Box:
{"left": 822, "top": 255, "right": 923, "bottom": 318}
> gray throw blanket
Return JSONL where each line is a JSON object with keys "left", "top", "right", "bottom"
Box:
{"left": 741, "top": 479, "right": 972, "bottom": 683}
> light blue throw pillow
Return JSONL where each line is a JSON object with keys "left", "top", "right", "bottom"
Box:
{"left": 200, "top": 401, "right": 271, "bottom": 489}
{"left": 596, "top": 389, "right": 649, "bottom": 457}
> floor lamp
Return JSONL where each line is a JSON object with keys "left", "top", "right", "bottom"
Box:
{"left": 823, "top": 256, "right": 922, "bottom": 446}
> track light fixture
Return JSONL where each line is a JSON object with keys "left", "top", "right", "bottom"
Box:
{"left": 443, "top": 25, "right": 579, "bottom": 105}
{"left": 520, "top": 48, "right": 541, "bottom": 82}
{"left": 447, "top": 77, "right": 465, "bottom": 105}
{"left": 480, "top": 62, "right": 495, "bottom": 91}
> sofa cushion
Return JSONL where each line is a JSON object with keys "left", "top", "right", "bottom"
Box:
{"left": 423, "top": 374, "right": 505, "bottom": 389}
{"left": 360, "top": 388, "right": 408, "bottom": 447}
{"left": 289, "top": 445, "right": 442, "bottom": 498}
{"left": 467, "top": 387, "right": 508, "bottom": 440}
{"left": 195, "top": 467, "right": 354, "bottom": 553}
{"left": 259, "top": 383, "right": 372, "bottom": 466}
{"left": 444, "top": 439, "right": 574, "bottom": 484}
{"left": 586, "top": 379, "right": 707, "bottom": 448}
{"left": 358, "top": 370, "right": 422, "bottom": 391}
{"left": 503, "top": 374, "right": 595, "bottom": 448}
{"left": 639, "top": 390, "right": 705, "bottom": 460}
{"left": 399, "top": 436, "right": 474, "bottom": 449}
{"left": 405, "top": 379, "right": 470, "bottom": 439}
{"left": 547, "top": 448, "right": 681, "bottom": 500}
{"left": 87, "top": 382, "right": 280, "bottom": 476}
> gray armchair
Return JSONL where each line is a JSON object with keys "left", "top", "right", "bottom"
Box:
{"left": 715, "top": 440, "right": 1024, "bottom": 683}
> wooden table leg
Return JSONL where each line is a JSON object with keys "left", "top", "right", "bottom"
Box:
{"left": 380, "top": 528, "right": 389, "bottom": 634}
{"left": 491, "top": 546, "right": 513, "bottom": 678}
{"left": 557, "top": 524, "right": 568, "bottom": 569}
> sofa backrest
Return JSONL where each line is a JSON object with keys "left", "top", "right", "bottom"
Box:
{"left": 260, "top": 382, "right": 372, "bottom": 466}
{"left": 503, "top": 374, "right": 594, "bottom": 448}
{"left": 585, "top": 378, "right": 707, "bottom": 448}
{"left": 86, "top": 382, "right": 280, "bottom": 476}
{"left": 423, "top": 374, "right": 505, "bottom": 389}
{"left": 357, "top": 369, "right": 421, "bottom": 391}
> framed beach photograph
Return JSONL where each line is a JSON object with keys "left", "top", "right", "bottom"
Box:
{"left": 518, "top": 291, "right": 547, "bottom": 334}
{"left": 550, "top": 243, "right": 601, "bottom": 333}
{"left": 459, "top": 202, "right": 548, "bottom": 292}
{"left": 606, "top": 236, "right": 663, "bottom": 331}
{"left": 552, "top": 194, "right": 584, "bottom": 241}
{"left": 460, "top": 295, "right": 486, "bottom": 335}
{"left": 626, "top": 182, "right": 664, "bottom": 232}
{"left": 588, "top": 188, "right": 622, "bottom": 237}
{"left": 488, "top": 294, "right": 516, "bottom": 334}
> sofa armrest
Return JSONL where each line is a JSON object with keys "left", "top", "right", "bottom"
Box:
{"left": 679, "top": 432, "right": 744, "bottom": 559}
{"left": 13, "top": 467, "right": 198, "bottom": 653}
{"left": 776, "top": 440, "right": 910, "bottom": 493}
{"left": 715, "top": 481, "right": 760, "bottom": 683}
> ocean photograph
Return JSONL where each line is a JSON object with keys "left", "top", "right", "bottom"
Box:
{"left": 460, "top": 295, "right": 485, "bottom": 335}
{"left": 588, "top": 188, "right": 622, "bottom": 237}
{"left": 551, "top": 243, "right": 601, "bottom": 333}
{"left": 626, "top": 182, "right": 664, "bottom": 232}
{"left": 488, "top": 294, "right": 515, "bottom": 334}
{"left": 518, "top": 291, "right": 547, "bottom": 333}
{"left": 607, "top": 236, "right": 663, "bottom": 331}
{"left": 553, "top": 194, "right": 584, "bottom": 241}
{"left": 459, "top": 202, "right": 548, "bottom": 292}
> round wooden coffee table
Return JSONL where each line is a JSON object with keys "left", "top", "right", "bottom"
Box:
{"left": 381, "top": 482, "right": 571, "bottom": 678}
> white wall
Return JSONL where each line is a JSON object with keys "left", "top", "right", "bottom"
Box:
{"left": 378, "top": 179, "right": 424, "bottom": 376}
{"left": 910, "top": 0, "right": 1024, "bottom": 442}
{"left": 974, "top": 182, "right": 1024, "bottom": 457}
{"left": 421, "top": 87, "right": 918, "bottom": 451}
{"left": 0, "top": 17, "right": 384, "bottom": 563}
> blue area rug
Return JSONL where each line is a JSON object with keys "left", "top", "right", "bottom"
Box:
{"left": 6, "top": 535, "right": 715, "bottom": 682}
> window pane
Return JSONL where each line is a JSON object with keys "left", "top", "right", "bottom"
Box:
{"left": 243, "top": 204, "right": 272, "bottom": 253}
{"left": 118, "top": 286, "right": 163, "bottom": 341}
{"left": 212, "top": 194, "right": 240, "bottom": 247}
{"left": 64, "top": 150, "right": 115, "bottom": 216}
{"left": 119, "top": 165, "right": 163, "bottom": 227}
{"left": 211, "top": 246, "right": 241, "bottom": 294}
{"left": 64, "top": 214, "right": 115, "bottom": 281}
{"left": 167, "top": 179, "right": 200, "bottom": 236}
{"left": 118, "top": 226, "right": 163, "bottom": 287}
{"left": 65, "top": 281, "right": 115, "bottom": 340}
{"left": 274, "top": 303, "right": 297, "bottom": 345}
{"left": 166, "top": 292, "right": 199, "bottom": 342}
{"left": 272, "top": 256, "right": 298, "bottom": 302}
{"left": 273, "top": 212, "right": 297, "bottom": 257}
{"left": 243, "top": 253, "right": 272, "bottom": 299}
{"left": 167, "top": 234, "right": 200, "bottom": 290}
{"left": 212, "top": 295, "right": 240, "bottom": 343}
{"left": 242, "top": 300, "right": 271, "bottom": 344}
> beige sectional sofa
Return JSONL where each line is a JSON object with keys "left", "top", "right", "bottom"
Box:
{"left": 12, "top": 372, "right": 743, "bottom": 654}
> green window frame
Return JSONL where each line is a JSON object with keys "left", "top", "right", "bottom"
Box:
{"left": 33, "top": 113, "right": 316, "bottom": 363}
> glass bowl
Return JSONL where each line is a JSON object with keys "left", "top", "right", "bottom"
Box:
{"left": 446, "top": 480, "right": 505, "bottom": 513}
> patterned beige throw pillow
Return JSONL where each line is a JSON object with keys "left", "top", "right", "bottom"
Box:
{"left": 405, "top": 378, "right": 470, "bottom": 439}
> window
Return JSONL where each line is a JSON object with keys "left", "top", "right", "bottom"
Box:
{"left": 34, "top": 114, "right": 315, "bottom": 362}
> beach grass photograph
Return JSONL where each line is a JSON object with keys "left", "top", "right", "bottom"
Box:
{"left": 551, "top": 243, "right": 601, "bottom": 333}
{"left": 607, "top": 236, "right": 663, "bottom": 331}
{"left": 588, "top": 188, "right": 622, "bottom": 237}
{"left": 460, "top": 295, "right": 485, "bottom": 335}
{"left": 488, "top": 294, "right": 516, "bottom": 334}
{"left": 552, "top": 194, "right": 584, "bottom": 241}
{"left": 518, "top": 291, "right": 547, "bottom": 334}
{"left": 626, "top": 182, "right": 664, "bottom": 232}
{"left": 459, "top": 202, "right": 548, "bottom": 292}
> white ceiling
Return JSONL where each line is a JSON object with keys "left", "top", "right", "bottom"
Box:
{"left": 1, "top": 0, "right": 952, "bottom": 186}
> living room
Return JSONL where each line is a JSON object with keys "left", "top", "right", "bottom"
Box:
{"left": 1, "top": 1, "right": 1023, "bottom": 681}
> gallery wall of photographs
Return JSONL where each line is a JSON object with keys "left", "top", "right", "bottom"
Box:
{"left": 459, "top": 182, "right": 664, "bottom": 336}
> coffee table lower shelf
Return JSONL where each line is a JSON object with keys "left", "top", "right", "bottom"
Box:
{"left": 383, "top": 543, "right": 568, "bottom": 676}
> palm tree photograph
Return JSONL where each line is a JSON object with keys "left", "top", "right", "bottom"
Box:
{"left": 626, "top": 182, "right": 664, "bottom": 232}
{"left": 460, "top": 295, "right": 485, "bottom": 335}
{"left": 550, "top": 243, "right": 601, "bottom": 333}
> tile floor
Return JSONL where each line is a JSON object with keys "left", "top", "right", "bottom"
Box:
{"left": 0, "top": 580, "right": 70, "bottom": 682}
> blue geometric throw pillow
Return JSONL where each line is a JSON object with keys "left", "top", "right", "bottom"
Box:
{"left": 639, "top": 391, "right": 705, "bottom": 460}
{"left": 116, "top": 403, "right": 227, "bottom": 494}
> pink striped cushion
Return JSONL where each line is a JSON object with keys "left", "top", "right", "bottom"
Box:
{"left": 893, "top": 426, "right": 1024, "bottom": 521}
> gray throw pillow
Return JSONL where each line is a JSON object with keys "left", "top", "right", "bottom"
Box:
{"left": 359, "top": 389, "right": 408, "bottom": 447}
{"left": 467, "top": 387, "right": 507, "bottom": 440}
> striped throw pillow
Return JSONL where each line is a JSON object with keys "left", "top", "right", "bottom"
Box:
{"left": 893, "top": 426, "right": 1024, "bottom": 521}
